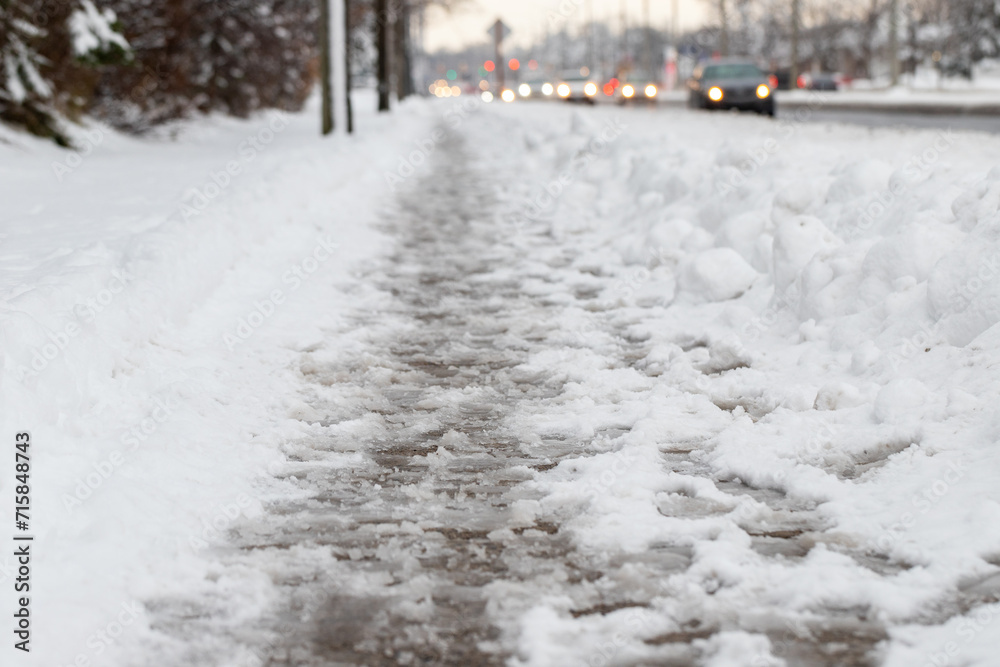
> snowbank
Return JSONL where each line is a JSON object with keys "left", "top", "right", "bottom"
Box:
{"left": 477, "top": 101, "right": 1000, "bottom": 665}
{"left": 0, "top": 92, "right": 447, "bottom": 666}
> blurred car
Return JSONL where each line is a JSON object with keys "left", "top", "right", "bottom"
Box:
{"left": 799, "top": 72, "right": 840, "bottom": 91}
{"left": 555, "top": 70, "right": 599, "bottom": 104}
{"left": 518, "top": 78, "right": 555, "bottom": 99}
{"left": 688, "top": 60, "right": 775, "bottom": 116}
{"left": 615, "top": 71, "right": 661, "bottom": 104}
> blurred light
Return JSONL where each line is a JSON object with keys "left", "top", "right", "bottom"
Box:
{"left": 580, "top": 66, "right": 590, "bottom": 76}
{"left": 501, "top": 89, "right": 516, "bottom": 103}
{"left": 932, "top": 51, "right": 942, "bottom": 63}
{"left": 796, "top": 75, "right": 806, "bottom": 89}
{"left": 584, "top": 82, "right": 598, "bottom": 97}
{"left": 481, "top": 91, "right": 494, "bottom": 102}
{"left": 509, "top": 58, "right": 520, "bottom": 71}
{"left": 436, "top": 79, "right": 447, "bottom": 87}
{"left": 518, "top": 83, "right": 531, "bottom": 97}
{"left": 609, "top": 77, "right": 620, "bottom": 88}
{"left": 644, "top": 84, "right": 658, "bottom": 98}
{"left": 557, "top": 83, "right": 571, "bottom": 97}
{"left": 478, "top": 66, "right": 488, "bottom": 77}
{"left": 428, "top": 83, "right": 436, "bottom": 94}
{"left": 768, "top": 74, "right": 779, "bottom": 90}
{"left": 622, "top": 84, "right": 635, "bottom": 98}
{"left": 528, "top": 59, "right": 539, "bottom": 70}
{"left": 484, "top": 60, "right": 496, "bottom": 73}
{"left": 756, "top": 84, "right": 770, "bottom": 99}
{"left": 603, "top": 83, "right": 615, "bottom": 96}
{"left": 542, "top": 82, "right": 554, "bottom": 96}
{"left": 446, "top": 69, "right": 457, "bottom": 81}
{"left": 451, "top": 85, "right": 461, "bottom": 96}
{"left": 440, "top": 87, "right": 451, "bottom": 98}
{"left": 479, "top": 80, "right": 490, "bottom": 91}
{"left": 708, "top": 86, "right": 723, "bottom": 101}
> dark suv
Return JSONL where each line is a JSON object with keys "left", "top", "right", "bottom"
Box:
{"left": 688, "top": 60, "right": 775, "bottom": 116}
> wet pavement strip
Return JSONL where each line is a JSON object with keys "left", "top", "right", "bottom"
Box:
{"left": 139, "top": 123, "right": 952, "bottom": 666}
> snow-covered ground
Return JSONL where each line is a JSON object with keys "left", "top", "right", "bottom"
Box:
{"left": 4, "top": 92, "right": 1000, "bottom": 666}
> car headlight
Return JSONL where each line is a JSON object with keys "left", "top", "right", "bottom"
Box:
{"left": 557, "top": 83, "right": 571, "bottom": 97}
{"left": 644, "top": 84, "right": 658, "bottom": 98}
{"left": 708, "top": 86, "right": 724, "bottom": 102}
{"left": 518, "top": 83, "right": 531, "bottom": 97}
{"left": 501, "top": 89, "right": 516, "bottom": 103}
{"left": 622, "top": 84, "right": 635, "bottom": 98}
{"left": 584, "top": 82, "right": 598, "bottom": 96}
{"left": 542, "top": 82, "right": 554, "bottom": 96}
{"left": 756, "top": 84, "right": 770, "bottom": 99}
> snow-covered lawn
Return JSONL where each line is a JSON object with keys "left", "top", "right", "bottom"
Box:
{"left": 3, "top": 93, "right": 1000, "bottom": 666}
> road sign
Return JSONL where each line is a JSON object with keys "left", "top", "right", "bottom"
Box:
{"left": 488, "top": 19, "right": 511, "bottom": 41}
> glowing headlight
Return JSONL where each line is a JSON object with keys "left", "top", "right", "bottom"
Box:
{"left": 622, "top": 84, "right": 635, "bottom": 98}
{"left": 584, "top": 82, "right": 598, "bottom": 96}
{"left": 542, "top": 82, "right": 554, "bottom": 96}
{"left": 481, "top": 91, "right": 494, "bottom": 103}
{"left": 644, "top": 84, "right": 658, "bottom": 98}
{"left": 557, "top": 83, "right": 571, "bottom": 97}
{"left": 518, "top": 83, "right": 531, "bottom": 97}
{"left": 501, "top": 89, "right": 516, "bottom": 103}
{"left": 756, "top": 84, "right": 770, "bottom": 99}
{"left": 708, "top": 86, "right": 724, "bottom": 102}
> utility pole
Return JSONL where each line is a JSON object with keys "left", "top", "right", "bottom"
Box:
{"left": 791, "top": 0, "right": 800, "bottom": 88}
{"left": 344, "top": 0, "right": 353, "bottom": 132}
{"left": 587, "top": 0, "right": 598, "bottom": 72}
{"left": 643, "top": 0, "right": 652, "bottom": 72}
{"left": 620, "top": 0, "right": 627, "bottom": 68}
{"left": 719, "top": 0, "right": 729, "bottom": 57}
{"left": 493, "top": 19, "right": 506, "bottom": 91}
{"left": 671, "top": 0, "right": 679, "bottom": 43}
{"left": 888, "top": 0, "right": 900, "bottom": 86}
{"left": 319, "top": 0, "right": 334, "bottom": 134}
{"left": 375, "top": 0, "right": 391, "bottom": 111}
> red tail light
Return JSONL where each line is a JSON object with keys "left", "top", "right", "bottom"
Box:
{"left": 768, "top": 75, "right": 778, "bottom": 90}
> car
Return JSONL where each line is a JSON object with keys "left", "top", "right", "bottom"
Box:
{"left": 688, "top": 60, "right": 775, "bottom": 116}
{"left": 800, "top": 72, "right": 840, "bottom": 91}
{"left": 517, "top": 78, "right": 555, "bottom": 99}
{"left": 614, "top": 71, "right": 660, "bottom": 104}
{"left": 555, "top": 69, "right": 600, "bottom": 104}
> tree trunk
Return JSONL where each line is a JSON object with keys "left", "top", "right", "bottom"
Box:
{"left": 319, "top": 0, "right": 334, "bottom": 134}
{"left": 395, "top": 1, "right": 413, "bottom": 101}
{"left": 375, "top": 0, "right": 391, "bottom": 112}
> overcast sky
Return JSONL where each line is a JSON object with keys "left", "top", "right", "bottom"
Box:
{"left": 423, "top": 0, "right": 710, "bottom": 53}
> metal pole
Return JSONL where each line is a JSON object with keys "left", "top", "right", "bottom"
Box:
{"left": 320, "top": 0, "right": 334, "bottom": 134}
{"left": 790, "top": 0, "right": 800, "bottom": 88}
{"left": 345, "top": 0, "right": 353, "bottom": 132}
{"left": 889, "top": 0, "right": 900, "bottom": 85}
{"left": 643, "top": 0, "right": 652, "bottom": 72}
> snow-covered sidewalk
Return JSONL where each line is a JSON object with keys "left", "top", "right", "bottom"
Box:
{"left": 4, "top": 93, "right": 1000, "bottom": 667}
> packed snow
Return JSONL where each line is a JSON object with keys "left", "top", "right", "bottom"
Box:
{"left": 3, "top": 92, "right": 1000, "bottom": 666}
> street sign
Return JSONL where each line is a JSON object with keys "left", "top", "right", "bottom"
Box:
{"left": 488, "top": 19, "right": 511, "bottom": 41}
